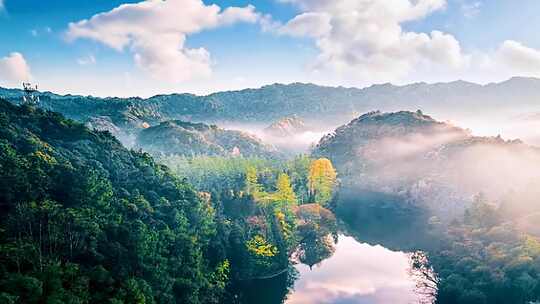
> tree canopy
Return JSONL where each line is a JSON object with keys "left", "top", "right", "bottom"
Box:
{"left": 308, "top": 158, "right": 337, "bottom": 206}
{"left": 0, "top": 100, "right": 226, "bottom": 303}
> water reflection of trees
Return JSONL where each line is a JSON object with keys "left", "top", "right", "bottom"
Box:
{"left": 233, "top": 267, "right": 298, "bottom": 304}
{"left": 336, "top": 188, "right": 437, "bottom": 251}
{"left": 233, "top": 204, "right": 339, "bottom": 304}
{"left": 293, "top": 204, "right": 339, "bottom": 268}
{"left": 335, "top": 188, "right": 440, "bottom": 304}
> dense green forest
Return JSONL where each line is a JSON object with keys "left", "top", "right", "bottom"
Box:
{"left": 0, "top": 100, "right": 338, "bottom": 303}
{"left": 0, "top": 100, "right": 225, "bottom": 303}
{"left": 414, "top": 197, "right": 540, "bottom": 304}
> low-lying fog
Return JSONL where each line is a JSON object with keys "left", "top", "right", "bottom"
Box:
{"left": 349, "top": 124, "right": 540, "bottom": 222}
{"left": 221, "top": 122, "right": 333, "bottom": 154}
{"left": 223, "top": 112, "right": 540, "bottom": 223}
{"left": 216, "top": 108, "right": 540, "bottom": 225}
{"left": 436, "top": 115, "right": 540, "bottom": 147}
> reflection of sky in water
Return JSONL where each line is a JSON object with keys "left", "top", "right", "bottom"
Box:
{"left": 287, "top": 235, "right": 420, "bottom": 304}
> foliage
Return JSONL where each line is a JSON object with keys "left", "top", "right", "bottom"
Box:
{"left": 294, "top": 204, "right": 338, "bottom": 268}
{"left": 274, "top": 173, "right": 297, "bottom": 208}
{"left": 0, "top": 101, "right": 227, "bottom": 304}
{"left": 418, "top": 199, "right": 540, "bottom": 304}
{"left": 246, "top": 235, "right": 279, "bottom": 257}
{"left": 136, "top": 120, "right": 278, "bottom": 159}
{"left": 286, "top": 155, "right": 312, "bottom": 204}
{"left": 308, "top": 158, "right": 337, "bottom": 206}
{"left": 159, "top": 155, "right": 282, "bottom": 193}
{"left": 245, "top": 166, "right": 264, "bottom": 198}
{"left": 0, "top": 100, "right": 341, "bottom": 303}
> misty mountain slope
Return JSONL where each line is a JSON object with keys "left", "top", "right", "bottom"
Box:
{"left": 0, "top": 100, "right": 224, "bottom": 303}
{"left": 136, "top": 120, "right": 278, "bottom": 158}
{"left": 3, "top": 77, "right": 540, "bottom": 129}
{"left": 313, "top": 110, "right": 540, "bottom": 220}
{"left": 313, "top": 110, "right": 469, "bottom": 170}
{"left": 263, "top": 115, "right": 308, "bottom": 137}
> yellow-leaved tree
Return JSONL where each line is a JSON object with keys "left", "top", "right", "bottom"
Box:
{"left": 246, "top": 235, "right": 278, "bottom": 257}
{"left": 274, "top": 173, "right": 297, "bottom": 207}
{"left": 308, "top": 158, "right": 337, "bottom": 206}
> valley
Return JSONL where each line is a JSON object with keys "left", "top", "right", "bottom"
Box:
{"left": 2, "top": 83, "right": 540, "bottom": 303}
{"left": 3, "top": 1, "right": 540, "bottom": 303}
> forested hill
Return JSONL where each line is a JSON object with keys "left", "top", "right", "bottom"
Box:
{"left": 313, "top": 110, "right": 539, "bottom": 219}
{"left": 313, "top": 110, "right": 470, "bottom": 171}
{"left": 313, "top": 110, "right": 529, "bottom": 173}
{"left": 135, "top": 120, "right": 278, "bottom": 158}
{"left": 2, "top": 77, "right": 540, "bottom": 128}
{"left": 0, "top": 100, "right": 227, "bottom": 303}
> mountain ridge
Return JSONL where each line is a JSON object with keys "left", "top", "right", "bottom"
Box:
{"left": 2, "top": 77, "right": 540, "bottom": 130}
{"left": 2, "top": 76, "right": 538, "bottom": 100}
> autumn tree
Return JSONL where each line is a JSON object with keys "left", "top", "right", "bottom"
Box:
{"left": 308, "top": 158, "right": 337, "bottom": 206}
{"left": 274, "top": 173, "right": 297, "bottom": 208}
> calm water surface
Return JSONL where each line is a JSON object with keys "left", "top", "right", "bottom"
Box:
{"left": 286, "top": 235, "right": 421, "bottom": 304}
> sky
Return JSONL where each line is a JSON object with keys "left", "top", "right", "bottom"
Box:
{"left": 1, "top": 0, "right": 540, "bottom": 97}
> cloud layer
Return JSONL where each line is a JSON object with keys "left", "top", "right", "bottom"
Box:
{"left": 496, "top": 41, "right": 540, "bottom": 75}
{"left": 277, "top": 0, "right": 540, "bottom": 84}
{"left": 277, "top": 0, "right": 464, "bottom": 81}
{"left": 0, "top": 52, "right": 32, "bottom": 86}
{"left": 59, "top": 0, "right": 540, "bottom": 90}
{"left": 66, "top": 0, "right": 259, "bottom": 82}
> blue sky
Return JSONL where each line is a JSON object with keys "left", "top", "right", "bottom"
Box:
{"left": 1, "top": 0, "right": 540, "bottom": 97}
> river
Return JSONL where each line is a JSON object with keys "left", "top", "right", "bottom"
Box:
{"left": 286, "top": 234, "right": 422, "bottom": 304}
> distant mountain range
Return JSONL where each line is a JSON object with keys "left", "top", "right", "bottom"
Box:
{"left": 2, "top": 77, "right": 540, "bottom": 130}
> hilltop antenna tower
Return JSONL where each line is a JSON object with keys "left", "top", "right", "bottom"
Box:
{"left": 22, "top": 82, "right": 40, "bottom": 105}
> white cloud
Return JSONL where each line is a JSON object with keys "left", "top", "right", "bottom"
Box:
{"left": 77, "top": 54, "right": 96, "bottom": 66}
{"left": 0, "top": 52, "right": 32, "bottom": 87}
{"left": 276, "top": 0, "right": 467, "bottom": 83}
{"left": 496, "top": 40, "right": 540, "bottom": 74}
{"left": 66, "top": 0, "right": 260, "bottom": 82}
{"left": 279, "top": 13, "right": 332, "bottom": 37}
{"left": 274, "top": 0, "right": 540, "bottom": 85}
